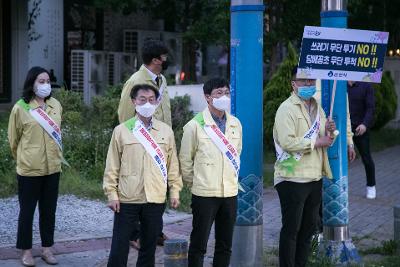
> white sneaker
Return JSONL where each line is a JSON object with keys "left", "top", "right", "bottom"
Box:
{"left": 366, "top": 186, "right": 376, "bottom": 199}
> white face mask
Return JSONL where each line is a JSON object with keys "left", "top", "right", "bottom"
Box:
{"left": 136, "top": 102, "right": 157, "bottom": 118}
{"left": 212, "top": 95, "right": 231, "bottom": 111}
{"left": 35, "top": 83, "right": 52, "bottom": 98}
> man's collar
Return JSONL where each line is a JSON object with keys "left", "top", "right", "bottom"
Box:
{"left": 136, "top": 115, "right": 160, "bottom": 131}
{"left": 143, "top": 65, "right": 158, "bottom": 82}
{"left": 210, "top": 110, "right": 226, "bottom": 122}
{"left": 203, "top": 107, "right": 237, "bottom": 127}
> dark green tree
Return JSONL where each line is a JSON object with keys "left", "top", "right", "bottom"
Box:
{"left": 372, "top": 71, "right": 398, "bottom": 129}
{"left": 348, "top": 0, "right": 400, "bottom": 51}
{"left": 264, "top": 0, "right": 320, "bottom": 78}
{"left": 263, "top": 42, "right": 298, "bottom": 148}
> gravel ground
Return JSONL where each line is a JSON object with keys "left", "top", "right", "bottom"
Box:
{"left": 0, "top": 195, "right": 190, "bottom": 247}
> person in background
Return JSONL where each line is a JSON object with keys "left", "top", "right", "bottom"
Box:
{"left": 118, "top": 39, "right": 171, "bottom": 126}
{"left": 8, "top": 66, "right": 64, "bottom": 266}
{"left": 348, "top": 80, "right": 376, "bottom": 199}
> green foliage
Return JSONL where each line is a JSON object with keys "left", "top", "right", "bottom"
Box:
{"left": 59, "top": 168, "right": 105, "bottom": 200}
{"left": 0, "top": 112, "right": 14, "bottom": 174}
{"left": 370, "top": 128, "right": 400, "bottom": 152}
{"left": 0, "top": 86, "right": 194, "bottom": 209}
{"left": 170, "top": 94, "right": 194, "bottom": 151}
{"left": 263, "top": 42, "right": 298, "bottom": 148}
{"left": 361, "top": 240, "right": 398, "bottom": 256}
{"left": 0, "top": 112, "right": 17, "bottom": 198}
{"left": 372, "top": 71, "right": 398, "bottom": 129}
{"left": 366, "top": 255, "right": 400, "bottom": 267}
{"left": 52, "top": 88, "right": 118, "bottom": 182}
{"left": 0, "top": 169, "right": 17, "bottom": 198}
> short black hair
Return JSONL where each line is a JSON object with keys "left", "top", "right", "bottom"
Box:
{"left": 22, "top": 66, "right": 51, "bottom": 103}
{"left": 130, "top": 84, "right": 160, "bottom": 99}
{"left": 203, "top": 78, "right": 230, "bottom": 95}
{"left": 141, "top": 39, "right": 169, "bottom": 65}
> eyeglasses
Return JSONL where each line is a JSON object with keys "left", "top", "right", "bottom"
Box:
{"left": 135, "top": 96, "right": 157, "bottom": 105}
{"left": 211, "top": 89, "right": 231, "bottom": 98}
{"left": 159, "top": 54, "right": 168, "bottom": 61}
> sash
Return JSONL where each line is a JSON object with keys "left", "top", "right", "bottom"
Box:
{"left": 125, "top": 117, "right": 167, "bottom": 184}
{"left": 17, "top": 99, "right": 69, "bottom": 167}
{"left": 274, "top": 110, "right": 321, "bottom": 174}
{"left": 17, "top": 99, "right": 63, "bottom": 150}
{"left": 194, "top": 112, "right": 241, "bottom": 178}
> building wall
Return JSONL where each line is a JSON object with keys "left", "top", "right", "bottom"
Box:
{"left": 168, "top": 84, "right": 207, "bottom": 113}
{"left": 103, "top": 10, "right": 163, "bottom": 52}
{"left": 28, "top": 0, "right": 64, "bottom": 83}
{"left": 10, "top": 0, "right": 29, "bottom": 106}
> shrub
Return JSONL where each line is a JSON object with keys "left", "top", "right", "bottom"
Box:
{"left": 0, "top": 112, "right": 16, "bottom": 197}
{"left": 53, "top": 87, "right": 118, "bottom": 181}
{"left": 0, "top": 112, "right": 14, "bottom": 174}
{"left": 1, "top": 85, "right": 194, "bottom": 204}
{"left": 372, "top": 71, "right": 398, "bottom": 129}
{"left": 171, "top": 95, "right": 194, "bottom": 150}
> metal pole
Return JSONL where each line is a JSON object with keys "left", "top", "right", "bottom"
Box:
{"left": 320, "top": 0, "right": 361, "bottom": 264}
{"left": 230, "top": 1, "right": 264, "bottom": 266}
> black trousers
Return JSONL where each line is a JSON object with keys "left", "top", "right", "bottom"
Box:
{"left": 276, "top": 180, "right": 322, "bottom": 267}
{"left": 188, "top": 194, "right": 237, "bottom": 267}
{"left": 16, "top": 173, "right": 60, "bottom": 250}
{"left": 129, "top": 205, "right": 165, "bottom": 242}
{"left": 107, "top": 203, "right": 164, "bottom": 267}
{"left": 352, "top": 128, "right": 376, "bottom": 186}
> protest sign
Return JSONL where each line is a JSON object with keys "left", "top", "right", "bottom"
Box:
{"left": 297, "top": 26, "right": 389, "bottom": 83}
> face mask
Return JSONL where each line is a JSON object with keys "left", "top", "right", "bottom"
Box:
{"left": 161, "top": 60, "right": 169, "bottom": 71}
{"left": 136, "top": 102, "right": 157, "bottom": 118}
{"left": 35, "top": 83, "right": 52, "bottom": 98}
{"left": 212, "top": 95, "right": 231, "bottom": 111}
{"left": 297, "top": 86, "right": 316, "bottom": 100}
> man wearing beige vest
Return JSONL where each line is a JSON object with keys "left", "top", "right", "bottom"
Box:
{"left": 118, "top": 39, "right": 172, "bottom": 248}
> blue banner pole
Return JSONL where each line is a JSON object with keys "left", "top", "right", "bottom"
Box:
{"left": 320, "top": 0, "right": 361, "bottom": 264}
{"left": 230, "top": 1, "right": 264, "bottom": 266}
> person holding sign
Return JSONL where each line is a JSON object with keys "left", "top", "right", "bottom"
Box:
{"left": 103, "top": 84, "right": 182, "bottom": 267}
{"left": 273, "top": 67, "right": 336, "bottom": 267}
{"left": 179, "top": 78, "right": 242, "bottom": 267}
{"left": 8, "top": 67, "right": 63, "bottom": 266}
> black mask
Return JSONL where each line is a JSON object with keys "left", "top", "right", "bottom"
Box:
{"left": 161, "top": 60, "right": 169, "bottom": 71}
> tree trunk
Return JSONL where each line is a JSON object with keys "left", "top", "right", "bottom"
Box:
{"left": 182, "top": 39, "right": 197, "bottom": 82}
{"left": 268, "top": 43, "right": 279, "bottom": 80}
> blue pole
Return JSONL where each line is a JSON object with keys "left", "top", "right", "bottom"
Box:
{"left": 230, "top": 1, "right": 264, "bottom": 266}
{"left": 320, "top": 0, "right": 361, "bottom": 264}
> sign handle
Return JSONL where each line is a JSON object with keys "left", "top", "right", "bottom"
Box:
{"left": 329, "top": 79, "right": 339, "bottom": 144}
{"left": 329, "top": 79, "right": 337, "bottom": 120}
